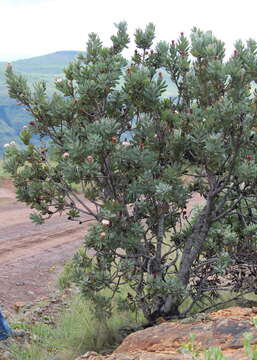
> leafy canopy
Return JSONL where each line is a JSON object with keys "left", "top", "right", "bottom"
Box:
{"left": 4, "top": 23, "right": 257, "bottom": 321}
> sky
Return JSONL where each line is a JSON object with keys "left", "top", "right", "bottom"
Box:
{"left": 1, "top": 0, "right": 257, "bottom": 61}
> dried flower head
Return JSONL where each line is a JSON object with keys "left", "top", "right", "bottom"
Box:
{"left": 111, "top": 136, "right": 117, "bottom": 144}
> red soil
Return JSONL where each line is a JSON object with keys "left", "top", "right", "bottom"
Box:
{"left": 0, "top": 179, "right": 93, "bottom": 310}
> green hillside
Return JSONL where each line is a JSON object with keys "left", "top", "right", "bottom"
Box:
{"left": 0, "top": 51, "right": 80, "bottom": 156}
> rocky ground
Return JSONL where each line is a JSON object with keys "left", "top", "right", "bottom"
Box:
{"left": 76, "top": 307, "right": 257, "bottom": 360}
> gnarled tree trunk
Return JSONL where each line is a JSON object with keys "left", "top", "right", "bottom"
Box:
{"left": 159, "top": 199, "right": 215, "bottom": 319}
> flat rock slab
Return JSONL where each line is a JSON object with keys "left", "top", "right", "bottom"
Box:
{"left": 76, "top": 307, "right": 257, "bottom": 360}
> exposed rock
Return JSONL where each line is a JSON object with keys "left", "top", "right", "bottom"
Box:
{"left": 0, "top": 351, "right": 12, "bottom": 360}
{"left": 76, "top": 307, "right": 257, "bottom": 360}
{"left": 76, "top": 352, "right": 103, "bottom": 359}
{"left": 11, "top": 329, "right": 26, "bottom": 337}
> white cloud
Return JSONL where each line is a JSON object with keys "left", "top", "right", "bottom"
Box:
{"left": 1, "top": 0, "right": 257, "bottom": 60}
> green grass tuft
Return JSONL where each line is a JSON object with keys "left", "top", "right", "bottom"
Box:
{"left": 0, "top": 160, "right": 8, "bottom": 179}
{"left": 9, "top": 292, "right": 142, "bottom": 360}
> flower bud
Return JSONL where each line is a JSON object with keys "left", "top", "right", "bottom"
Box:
{"left": 122, "top": 139, "right": 131, "bottom": 147}
{"left": 111, "top": 136, "right": 117, "bottom": 144}
{"left": 9, "top": 141, "right": 16, "bottom": 146}
{"left": 100, "top": 232, "right": 106, "bottom": 240}
{"left": 101, "top": 219, "right": 110, "bottom": 227}
{"left": 62, "top": 152, "right": 70, "bottom": 158}
{"left": 87, "top": 155, "right": 94, "bottom": 163}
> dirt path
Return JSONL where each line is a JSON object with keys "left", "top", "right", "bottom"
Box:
{"left": 0, "top": 179, "right": 93, "bottom": 310}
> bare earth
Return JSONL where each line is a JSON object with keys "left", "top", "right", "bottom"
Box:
{"left": 0, "top": 179, "right": 93, "bottom": 310}
{"left": 0, "top": 178, "right": 203, "bottom": 311}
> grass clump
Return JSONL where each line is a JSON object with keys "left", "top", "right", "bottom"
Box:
{"left": 48, "top": 294, "right": 138, "bottom": 358}
{"left": 0, "top": 160, "right": 8, "bottom": 180}
{"left": 58, "top": 262, "right": 77, "bottom": 290}
{"left": 9, "top": 292, "right": 142, "bottom": 360}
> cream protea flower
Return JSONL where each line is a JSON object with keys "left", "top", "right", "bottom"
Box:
{"left": 62, "top": 152, "right": 70, "bottom": 158}
{"left": 87, "top": 155, "right": 94, "bottom": 163}
{"left": 55, "top": 77, "right": 63, "bottom": 83}
{"left": 101, "top": 219, "right": 110, "bottom": 227}
{"left": 122, "top": 139, "right": 131, "bottom": 147}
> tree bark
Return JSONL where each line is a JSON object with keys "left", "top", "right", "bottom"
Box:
{"left": 160, "top": 198, "right": 214, "bottom": 318}
{"left": 178, "top": 209, "right": 212, "bottom": 286}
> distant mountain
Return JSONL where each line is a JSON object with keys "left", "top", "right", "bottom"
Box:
{"left": 0, "top": 51, "right": 80, "bottom": 156}
{"left": 8, "top": 51, "right": 80, "bottom": 73}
